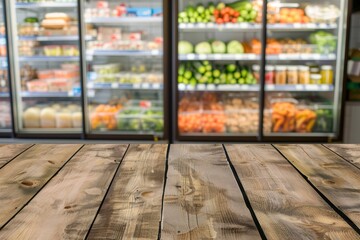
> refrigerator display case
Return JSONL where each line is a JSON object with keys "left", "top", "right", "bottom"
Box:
{"left": 81, "top": 0, "right": 168, "bottom": 140}
{"left": 262, "top": 0, "right": 349, "bottom": 141}
{"left": 7, "top": 0, "right": 82, "bottom": 138}
{"left": 173, "top": 0, "right": 351, "bottom": 142}
{"left": 173, "top": 0, "right": 264, "bottom": 141}
{"left": 0, "top": 0, "right": 12, "bottom": 136}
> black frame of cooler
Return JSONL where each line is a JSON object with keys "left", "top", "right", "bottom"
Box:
{"left": 171, "top": 0, "right": 353, "bottom": 143}
{"left": 3, "top": 0, "right": 170, "bottom": 141}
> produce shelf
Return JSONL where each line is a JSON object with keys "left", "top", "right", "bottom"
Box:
{"left": 178, "top": 84, "right": 334, "bottom": 92}
{"left": 18, "top": 56, "right": 79, "bottom": 62}
{"left": 87, "top": 50, "right": 162, "bottom": 59}
{"left": 179, "top": 23, "right": 261, "bottom": 31}
{"left": 85, "top": 17, "right": 162, "bottom": 24}
{"left": 0, "top": 92, "right": 9, "bottom": 98}
{"left": 18, "top": 35, "right": 93, "bottom": 41}
{"left": 179, "top": 23, "right": 337, "bottom": 31}
{"left": 87, "top": 82, "right": 163, "bottom": 90}
{"left": 179, "top": 54, "right": 259, "bottom": 61}
{"left": 90, "top": 130, "right": 163, "bottom": 136}
{"left": 267, "top": 54, "right": 336, "bottom": 61}
{"left": 16, "top": 2, "right": 77, "bottom": 8}
{"left": 21, "top": 92, "right": 81, "bottom": 98}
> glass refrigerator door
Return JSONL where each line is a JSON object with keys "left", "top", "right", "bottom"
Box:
{"left": 263, "top": 0, "right": 348, "bottom": 139}
{"left": 10, "top": 1, "right": 82, "bottom": 135}
{"left": 176, "top": 0, "right": 264, "bottom": 140}
{"left": 0, "top": 0, "right": 12, "bottom": 134}
{"left": 84, "top": 0, "right": 164, "bottom": 139}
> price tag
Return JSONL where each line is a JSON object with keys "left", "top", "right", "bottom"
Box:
{"left": 319, "top": 23, "right": 327, "bottom": 28}
{"left": 207, "top": 23, "right": 214, "bottom": 28}
{"left": 178, "top": 83, "right": 185, "bottom": 90}
{"left": 142, "top": 83, "right": 150, "bottom": 89}
{"left": 300, "top": 54, "right": 311, "bottom": 59}
{"left": 197, "top": 84, "right": 206, "bottom": 90}
{"left": 207, "top": 84, "right": 216, "bottom": 90}
{"left": 214, "top": 54, "right": 222, "bottom": 60}
{"left": 151, "top": 50, "right": 160, "bottom": 55}
{"left": 241, "top": 85, "right": 249, "bottom": 90}
{"left": 198, "top": 23, "right": 205, "bottom": 28}
{"left": 187, "top": 85, "right": 194, "bottom": 91}
{"left": 87, "top": 82, "right": 94, "bottom": 88}
{"left": 133, "top": 83, "right": 141, "bottom": 89}
{"left": 266, "top": 84, "right": 275, "bottom": 90}
{"left": 313, "top": 54, "right": 321, "bottom": 60}
{"left": 153, "top": 83, "right": 161, "bottom": 89}
{"left": 248, "top": 54, "right": 257, "bottom": 60}
{"left": 187, "top": 54, "right": 195, "bottom": 60}
{"left": 198, "top": 54, "right": 206, "bottom": 60}
{"left": 111, "top": 82, "right": 119, "bottom": 88}
{"left": 293, "top": 23, "right": 302, "bottom": 28}
{"left": 88, "top": 90, "right": 95, "bottom": 98}
{"left": 179, "top": 23, "right": 185, "bottom": 28}
{"left": 305, "top": 85, "right": 318, "bottom": 91}
{"left": 68, "top": 91, "right": 74, "bottom": 97}
{"left": 279, "top": 54, "right": 288, "bottom": 60}
{"left": 295, "top": 85, "right": 304, "bottom": 90}
{"left": 307, "top": 23, "right": 317, "bottom": 28}
{"left": 321, "top": 85, "right": 330, "bottom": 91}
{"left": 328, "top": 53, "right": 336, "bottom": 59}
{"left": 235, "top": 54, "right": 243, "bottom": 60}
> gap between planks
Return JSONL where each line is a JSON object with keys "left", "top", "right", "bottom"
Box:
{"left": 272, "top": 144, "right": 360, "bottom": 235}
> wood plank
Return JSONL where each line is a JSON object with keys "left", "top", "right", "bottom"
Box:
{"left": 0, "top": 144, "right": 128, "bottom": 240}
{"left": 0, "top": 144, "right": 82, "bottom": 228}
{"left": 225, "top": 144, "right": 359, "bottom": 240}
{"left": 0, "top": 144, "right": 33, "bottom": 169}
{"left": 161, "top": 144, "right": 261, "bottom": 239}
{"left": 275, "top": 144, "right": 360, "bottom": 230}
{"left": 324, "top": 144, "right": 360, "bottom": 169}
{"left": 87, "top": 144, "right": 167, "bottom": 240}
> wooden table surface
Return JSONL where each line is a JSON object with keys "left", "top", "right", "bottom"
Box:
{"left": 0, "top": 144, "right": 359, "bottom": 240}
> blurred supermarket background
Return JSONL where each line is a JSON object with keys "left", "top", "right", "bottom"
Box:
{"left": 0, "top": 0, "right": 359, "bottom": 143}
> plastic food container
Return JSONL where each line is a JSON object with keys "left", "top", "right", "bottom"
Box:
{"left": 26, "top": 80, "right": 48, "bottom": 92}
{"left": 37, "top": 70, "right": 55, "bottom": 80}
{"left": 62, "top": 45, "right": 79, "bottom": 56}
{"left": 252, "top": 65, "right": 260, "bottom": 83}
{"left": 90, "top": 111, "right": 117, "bottom": 130}
{"left": 54, "top": 69, "right": 79, "bottom": 79}
{"left": 23, "top": 107, "right": 41, "bottom": 128}
{"left": 116, "top": 108, "right": 143, "bottom": 131}
{"left": 287, "top": 66, "right": 299, "bottom": 84}
{"left": 298, "top": 66, "right": 310, "bottom": 84}
{"left": 310, "top": 74, "right": 322, "bottom": 84}
{"left": 295, "top": 105, "right": 317, "bottom": 133}
{"left": 265, "top": 65, "right": 275, "bottom": 84}
{"left": 275, "top": 66, "right": 287, "bottom": 84}
{"left": 72, "top": 112, "right": 82, "bottom": 128}
{"left": 56, "top": 112, "right": 73, "bottom": 128}
{"left": 201, "top": 110, "right": 225, "bottom": 133}
{"left": 44, "top": 45, "right": 62, "bottom": 56}
{"left": 314, "top": 105, "right": 333, "bottom": 132}
{"left": 320, "top": 65, "right": 334, "bottom": 84}
{"left": 142, "top": 108, "right": 164, "bottom": 132}
{"left": 178, "top": 101, "right": 202, "bottom": 133}
{"left": 271, "top": 98, "right": 298, "bottom": 132}
{"left": 47, "top": 78, "right": 73, "bottom": 92}
{"left": 93, "top": 64, "right": 121, "bottom": 75}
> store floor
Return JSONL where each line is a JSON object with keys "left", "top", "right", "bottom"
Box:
{"left": 0, "top": 144, "right": 359, "bottom": 239}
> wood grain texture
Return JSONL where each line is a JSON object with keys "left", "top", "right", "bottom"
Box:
{"left": 0, "top": 144, "right": 128, "bottom": 240}
{"left": 87, "top": 144, "right": 167, "bottom": 240}
{"left": 324, "top": 144, "right": 360, "bottom": 169}
{"left": 225, "top": 144, "right": 359, "bottom": 240}
{"left": 0, "top": 144, "right": 33, "bottom": 169}
{"left": 161, "top": 144, "right": 261, "bottom": 240}
{"left": 0, "top": 144, "right": 82, "bottom": 228}
{"left": 275, "top": 144, "right": 360, "bottom": 230}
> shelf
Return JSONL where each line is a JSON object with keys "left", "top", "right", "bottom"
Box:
{"left": 90, "top": 130, "right": 163, "bottom": 136}
{"left": 179, "top": 54, "right": 259, "bottom": 61}
{"left": 19, "top": 56, "right": 79, "bottom": 62}
{"left": 87, "top": 82, "right": 163, "bottom": 91}
{"left": 18, "top": 35, "right": 93, "bottom": 41}
{"left": 178, "top": 84, "right": 334, "bottom": 92}
{"left": 85, "top": 17, "right": 162, "bottom": 24}
{"left": 16, "top": 2, "right": 77, "bottom": 8}
{"left": 87, "top": 50, "right": 162, "bottom": 60}
{"left": 265, "top": 132, "right": 336, "bottom": 137}
{"left": 179, "top": 23, "right": 337, "bottom": 31}
{"left": 267, "top": 54, "right": 336, "bottom": 61}
{"left": 21, "top": 91, "right": 80, "bottom": 98}
{"left": 0, "top": 92, "right": 9, "bottom": 98}
{"left": 179, "top": 23, "right": 261, "bottom": 31}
